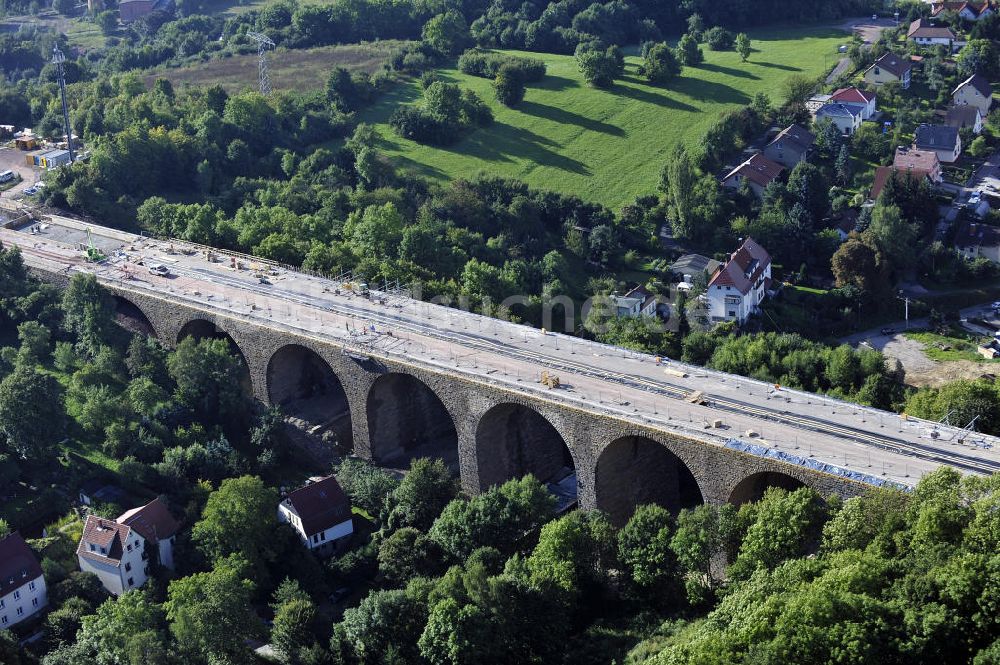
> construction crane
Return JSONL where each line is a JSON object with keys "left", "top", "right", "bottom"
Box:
{"left": 246, "top": 31, "right": 276, "bottom": 95}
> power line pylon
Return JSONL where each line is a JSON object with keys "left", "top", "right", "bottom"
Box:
{"left": 246, "top": 31, "right": 275, "bottom": 95}
{"left": 52, "top": 45, "right": 75, "bottom": 163}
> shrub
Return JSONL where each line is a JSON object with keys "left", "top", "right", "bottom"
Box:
{"left": 704, "top": 26, "right": 735, "bottom": 50}
{"left": 458, "top": 49, "right": 546, "bottom": 82}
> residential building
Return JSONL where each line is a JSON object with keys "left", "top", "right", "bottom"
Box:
{"left": 893, "top": 146, "right": 944, "bottom": 182}
{"left": 953, "top": 73, "right": 993, "bottom": 117}
{"left": 815, "top": 103, "right": 863, "bottom": 135}
{"left": 955, "top": 221, "right": 1000, "bottom": 261}
{"left": 805, "top": 93, "right": 832, "bottom": 115}
{"left": 829, "top": 87, "right": 877, "bottom": 120}
{"left": 946, "top": 104, "right": 984, "bottom": 133}
{"left": 669, "top": 254, "right": 722, "bottom": 286}
{"left": 864, "top": 53, "right": 913, "bottom": 89}
{"left": 763, "top": 124, "right": 816, "bottom": 168}
{"left": 0, "top": 533, "right": 47, "bottom": 630}
{"left": 611, "top": 285, "right": 658, "bottom": 317}
{"left": 931, "top": 1, "right": 994, "bottom": 21}
{"left": 721, "top": 153, "right": 784, "bottom": 197}
{"left": 77, "top": 516, "right": 149, "bottom": 596}
{"left": 906, "top": 19, "right": 956, "bottom": 47}
{"left": 869, "top": 165, "right": 935, "bottom": 202}
{"left": 278, "top": 476, "right": 353, "bottom": 556}
{"left": 914, "top": 124, "right": 962, "bottom": 163}
{"left": 706, "top": 237, "right": 772, "bottom": 324}
{"left": 116, "top": 498, "right": 181, "bottom": 571}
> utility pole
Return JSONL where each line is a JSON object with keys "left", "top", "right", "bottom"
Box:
{"left": 897, "top": 291, "right": 910, "bottom": 329}
{"left": 246, "top": 31, "right": 275, "bottom": 95}
{"left": 52, "top": 45, "right": 74, "bottom": 163}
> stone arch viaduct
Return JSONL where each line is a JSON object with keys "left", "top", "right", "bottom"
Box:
{"left": 98, "top": 284, "right": 871, "bottom": 526}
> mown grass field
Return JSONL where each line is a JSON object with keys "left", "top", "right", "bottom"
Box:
{"left": 145, "top": 41, "right": 407, "bottom": 93}
{"left": 358, "top": 26, "right": 846, "bottom": 210}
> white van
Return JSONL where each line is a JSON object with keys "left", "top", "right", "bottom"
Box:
{"left": 0, "top": 170, "right": 14, "bottom": 183}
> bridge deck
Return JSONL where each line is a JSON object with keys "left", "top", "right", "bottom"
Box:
{"left": 6, "top": 215, "right": 1000, "bottom": 489}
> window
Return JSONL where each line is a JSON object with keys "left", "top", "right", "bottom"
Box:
{"left": 127, "top": 544, "right": 132, "bottom": 552}
{"left": 125, "top": 562, "right": 132, "bottom": 572}
{"left": 89, "top": 543, "right": 96, "bottom": 552}
{"left": 312, "top": 534, "right": 319, "bottom": 544}
{"left": 28, "top": 581, "right": 35, "bottom": 591}
{"left": 1, "top": 615, "right": 6, "bottom": 625}
{"left": 13, "top": 591, "right": 19, "bottom": 601}
{"left": 321, "top": 532, "right": 327, "bottom": 541}
{"left": 16, "top": 607, "right": 23, "bottom": 617}
{"left": 874, "top": 67, "right": 880, "bottom": 75}
{"left": 1, "top": 599, "right": 5, "bottom": 609}
{"left": 32, "top": 598, "right": 38, "bottom": 608}
{"left": 127, "top": 577, "right": 134, "bottom": 587}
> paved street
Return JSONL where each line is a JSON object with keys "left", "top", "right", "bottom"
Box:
{"left": 5, "top": 214, "right": 1000, "bottom": 489}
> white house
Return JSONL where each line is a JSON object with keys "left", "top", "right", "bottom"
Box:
{"left": 278, "top": 476, "right": 353, "bottom": 556}
{"left": 914, "top": 124, "right": 963, "bottom": 163}
{"left": 931, "top": 1, "right": 994, "bottom": 21}
{"left": 116, "top": 498, "right": 180, "bottom": 572}
{"left": 611, "top": 285, "right": 657, "bottom": 318}
{"left": 955, "top": 221, "right": 1000, "bottom": 262}
{"left": 946, "top": 105, "right": 984, "bottom": 134}
{"left": 706, "top": 237, "right": 772, "bottom": 324}
{"left": 77, "top": 516, "right": 150, "bottom": 596}
{"left": 953, "top": 73, "right": 993, "bottom": 117}
{"left": 829, "top": 87, "right": 877, "bottom": 121}
{"left": 907, "top": 19, "right": 956, "bottom": 48}
{"left": 815, "top": 103, "right": 863, "bottom": 135}
{"left": 0, "top": 532, "right": 47, "bottom": 630}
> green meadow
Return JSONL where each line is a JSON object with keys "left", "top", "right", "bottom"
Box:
{"left": 359, "top": 26, "right": 847, "bottom": 210}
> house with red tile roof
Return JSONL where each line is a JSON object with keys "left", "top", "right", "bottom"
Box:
{"left": 931, "top": 1, "right": 994, "bottom": 21}
{"left": 117, "top": 498, "right": 181, "bottom": 571}
{"left": 721, "top": 153, "right": 784, "bottom": 198}
{"left": 893, "top": 147, "right": 943, "bottom": 183}
{"left": 0, "top": 532, "right": 47, "bottom": 629}
{"left": 829, "top": 87, "right": 877, "bottom": 120}
{"left": 706, "top": 237, "right": 772, "bottom": 324}
{"left": 77, "top": 498, "right": 182, "bottom": 595}
{"left": 869, "top": 165, "right": 935, "bottom": 202}
{"left": 278, "top": 476, "right": 353, "bottom": 556}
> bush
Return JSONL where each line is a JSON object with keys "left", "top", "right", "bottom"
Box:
{"left": 390, "top": 83, "right": 492, "bottom": 145}
{"left": 494, "top": 64, "right": 526, "bottom": 106}
{"left": 704, "top": 26, "right": 735, "bottom": 50}
{"left": 458, "top": 49, "right": 546, "bottom": 82}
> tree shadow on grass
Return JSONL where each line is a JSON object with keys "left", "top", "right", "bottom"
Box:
{"left": 518, "top": 100, "right": 625, "bottom": 136}
{"left": 391, "top": 154, "right": 451, "bottom": 180}
{"left": 614, "top": 79, "right": 701, "bottom": 111}
{"left": 439, "top": 122, "right": 592, "bottom": 175}
{"left": 699, "top": 62, "right": 761, "bottom": 80}
{"left": 536, "top": 74, "right": 578, "bottom": 92}
{"left": 752, "top": 61, "right": 803, "bottom": 72}
{"left": 668, "top": 76, "right": 750, "bottom": 105}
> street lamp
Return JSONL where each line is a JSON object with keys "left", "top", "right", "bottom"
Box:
{"left": 52, "top": 45, "right": 75, "bottom": 163}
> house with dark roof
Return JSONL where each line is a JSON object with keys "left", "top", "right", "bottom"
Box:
{"left": 77, "top": 516, "right": 149, "bottom": 596}
{"left": 611, "top": 285, "right": 658, "bottom": 318}
{"left": 829, "top": 87, "right": 877, "bottom": 120}
{"left": 864, "top": 53, "right": 913, "bottom": 89}
{"left": 815, "top": 102, "right": 863, "bottom": 135}
{"left": 953, "top": 74, "right": 993, "bottom": 117}
{"left": 669, "top": 254, "right": 722, "bottom": 285}
{"left": 955, "top": 221, "right": 1000, "bottom": 262}
{"left": 763, "top": 124, "right": 816, "bottom": 168}
{"left": 278, "top": 476, "right": 353, "bottom": 555}
{"left": 907, "top": 19, "right": 956, "bottom": 47}
{"left": 117, "top": 498, "right": 181, "bottom": 571}
{"left": 721, "top": 153, "right": 784, "bottom": 198}
{"left": 706, "top": 237, "right": 772, "bottom": 324}
{"left": 893, "top": 147, "right": 943, "bottom": 182}
{"left": 931, "top": 1, "right": 994, "bottom": 21}
{"left": 946, "top": 104, "right": 984, "bottom": 134}
{"left": 914, "top": 124, "right": 962, "bottom": 163}
{"left": 0, "top": 532, "right": 47, "bottom": 629}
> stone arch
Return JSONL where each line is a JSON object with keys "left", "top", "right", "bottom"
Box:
{"left": 366, "top": 373, "right": 458, "bottom": 470}
{"left": 266, "top": 344, "right": 353, "bottom": 451}
{"left": 112, "top": 296, "right": 157, "bottom": 338}
{"left": 728, "top": 471, "right": 806, "bottom": 506}
{"left": 475, "top": 403, "right": 576, "bottom": 494}
{"left": 176, "top": 318, "right": 252, "bottom": 394}
{"left": 595, "top": 435, "right": 703, "bottom": 527}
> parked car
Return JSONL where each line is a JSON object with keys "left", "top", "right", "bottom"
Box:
{"left": 880, "top": 327, "right": 895, "bottom": 335}
{"left": 22, "top": 186, "right": 37, "bottom": 196}
{"left": 990, "top": 301, "right": 1000, "bottom": 310}
{"left": 148, "top": 263, "right": 169, "bottom": 276}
